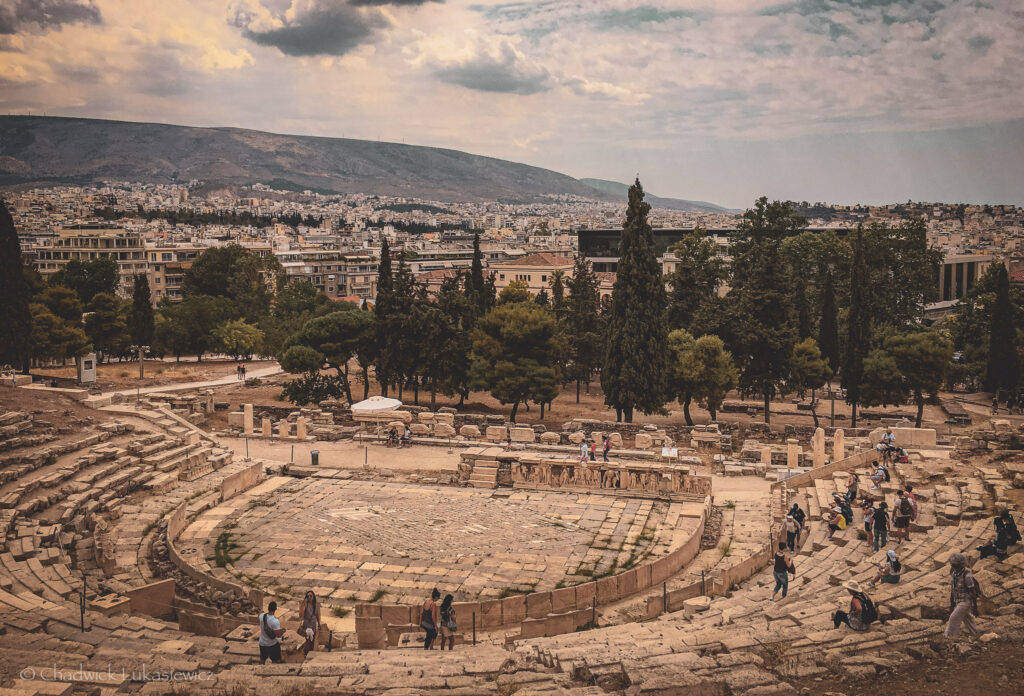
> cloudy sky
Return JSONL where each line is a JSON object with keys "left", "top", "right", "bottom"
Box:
{"left": 2, "top": 0, "right": 1023, "bottom": 207}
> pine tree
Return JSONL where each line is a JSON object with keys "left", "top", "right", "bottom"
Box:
{"left": 130, "top": 274, "right": 155, "bottom": 347}
{"left": 842, "top": 226, "right": 871, "bottom": 426}
{"left": 0, "top": 200, "right": 32, "bottom": 372}
{"left": 600, "top": 179, "right": 668, "bottom": 422}
{"left": 986, "top": 263, "right": 1019, "bottom": 394}
{"left": 374, "top": 238, "right": 395, "bottom": 396}
{"left": 795, "top": 276, "right": 812, "bottom": 340}
{"left": 818, "top": 272, "right": 840, "bottom": 374}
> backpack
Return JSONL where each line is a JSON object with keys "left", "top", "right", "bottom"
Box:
{"left": 891, "top": 559, "right": 902, "bottom": 574}
{"left": 882, "top": 467, "right": 891, "bottom": 482}
{"left": 441, "top": 605, "right": 456, "bottom": 631}
{"left": 899, "top": 497, "right": 913, "bottom": 517}
{"left": 854, "top": 592, "right": 878, "bottom": 625}
{"left": 971, "top": 575, "right": 983, "bottom": 598}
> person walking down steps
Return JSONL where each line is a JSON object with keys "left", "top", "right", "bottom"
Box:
{"left": 945, "top": 553, "right": 981, "bottom": 641}
{"left": 421, "top": 588, "right": 441, "bottom": 649}
{"left": 770, "top": 542, "right": 796, "bottom": 601}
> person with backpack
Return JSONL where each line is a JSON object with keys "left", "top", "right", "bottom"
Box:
{"left": 438, "top": 593, "right": 457, "bottom": 650}
{"left": 868, "top": 550, "right": 902, "bottom": 587}
{"left": 258, "top": 600, "right": 285, "bottom": 664}
{"left": 770, "top": 542, "right": 796, "bottom": 601}
{"left": 421, "top": 588, "right": 441, "bottom": 649}
{"left": 945, "top": 553, "right": 981, "bottom": 640}
{"left": 872, "top": 502, "right": 890, "bottom": 551}
{"left": 870, "top": 461, "right": 888, "bottom": 490}
{"left": 905, "top": 484, "right": 919, "bottom": 521}
{"left": 893, "top": 491, "right": 914, "bottom": 543}
{"left": 833, "top": 580, "right": 876, "bottom": 631}
{"left": 789, "top": 503, "right": 806, "bottom": 536}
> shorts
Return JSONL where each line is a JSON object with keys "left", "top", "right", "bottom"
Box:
{"left": 440, "top": 625, "right": 454, "bottom": 638}
{"left": 881, "top": 575, "right": 900, "bottom": 584}
{"left": 259, "top": 643, "right": 282, "bottom": 663}
{"left": 894, "top": 517, "right": 910, "bottom": 529}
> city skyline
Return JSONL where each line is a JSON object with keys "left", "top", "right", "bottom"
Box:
{"left": 2, "top": 0, "right": 1023, "bottom": 207}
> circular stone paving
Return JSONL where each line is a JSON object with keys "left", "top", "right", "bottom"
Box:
{"left": 199, "top": 477, "right": 670, "bottom": 603}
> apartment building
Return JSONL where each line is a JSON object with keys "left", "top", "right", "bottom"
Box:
{"left": 33, "top": 223, "right": 147, "bottom": 296}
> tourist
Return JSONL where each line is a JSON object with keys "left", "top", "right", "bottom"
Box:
{"left": 862, "top": 500, "right": 876, "bottom": 549}
{"left": 872, "top": 501, "right": 890, "bottom": 551}
{"left": 945, "top": 553, "right": 980, "bottom": 640}
{"left": 867, "top": 550, "right": 901, "bottom": 587}
{"left": 790, "top": 503, "right": 806, "bottom": 537}
{"left": 892, "top": 490, "right": 914, "bottom": 543}
{"left": 236, "top": 363, "right": 243, "bottom": 381}
{"left": 439, "top": 593, "right": 457, "bottom": 651}
{"left": 784, "top": 514, "right": 799, "bottom": 552}
{"left": 905, "top": 484, "right": 919, "bottom": 521}
{"left": 241, "top": 364, "right": 246, "bottom": 379}
{"left": 505, "top": 435, "right": 512, "bottom": 452}
{"left": 1000, "top": 509, "right": 1021, "bottom": 545}
{"left": 401, "top": 425, "right": 411, "bottom": 447}
{"left": 833, "top": 581, "right": 876, "bottom": 631}
{"left": 845, "top": 470, "right": 859, "bottom": 503}
{"left": 421, "top": 588, "right": 441, "bottom": 649}
{"left": 770, "top": 542, "right": 795, "bottom": 601}
{"left": 298, "top": 590, "right": 321, "bottom": 655}
{"left": 589, "top": 440, "right": 597, "bottom": 461}
{"left": 258, "top": 601, "right": 285, "bottom": 664}
{"left": 870, "top": 461, "right": 888, "bottom": 490}
{"left": 579, "top": 441, "right": 589, "bottom": 465}
{"left": 602, "top": 436, "right": 611, "bottom": 462}
{"left": 977, "top": 518, "right": 1010, "bottom": 560}
{"left": 833, "top": 494, "right": 853, "bottom": 526}
{"left": 826, "top": 504, "right": 846, "bottom": 539}
{"left": 387, "top": 426, "right": 398, "bottom": 447}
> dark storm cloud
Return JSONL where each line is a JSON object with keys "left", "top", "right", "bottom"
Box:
{"left": 0, "top": 0, "right": 101, "bottom": 35}
{"left": 434, "top": 47, "right": 551, "bottom": 95}
{"left": 228, "top": 0, "right": 436, "bottom": 57}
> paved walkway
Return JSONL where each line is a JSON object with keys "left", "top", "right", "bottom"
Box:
{"left": 99, "top": 363, "right": 283, "bottom": 399}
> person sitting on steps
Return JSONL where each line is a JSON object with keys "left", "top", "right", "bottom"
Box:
{"left": 867, "top": 550, "right": 901, "bottom": 587}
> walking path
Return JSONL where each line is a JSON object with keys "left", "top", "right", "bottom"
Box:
{"left": 98, "top": 363, "right": 283, "bottom": 399}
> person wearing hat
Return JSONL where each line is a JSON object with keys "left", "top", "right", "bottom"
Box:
{"left": 945, "top": 553, "right": 981, "bottom": 640}
{"left": 867, "top": 550, "right": 901, "bottom": 587}
{"left": 784, "top": 514, "right": 799, "bottom": 552}
{"left": 833, "top": 580, "right": 875, "bottom": 631}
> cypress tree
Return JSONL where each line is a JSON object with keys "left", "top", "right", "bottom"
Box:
{"left": 130, "top": 274, "right": 155, "bottom": 347}
{"left": 566, "top": 252, "right": 601, "bottom": 402}
{"left": 986, "top": 263, "right": 1018, "bottom": 394}
{"left": 818, "top": 272, "right": 840, "bottom": 374}
{"left": 795, "top": 276, "right": 812, "bottom": 340}
{"left": 842, "top": 226, "right": 871, "bottom": 426}
{"left": 374, "top": 238, "right": 395, "bottom": 396}
{"left": 467, "top": 232, "right": 486, "bottom": 315}
{"left": 0, "top": 200, "right": 32, "bottom": 372}
{"left": 600, "top": 179, "right": 668, "bottom": 422}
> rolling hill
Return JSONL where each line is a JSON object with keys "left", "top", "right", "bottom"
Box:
{"left": 579, "top": 178, "right": 737, "bottom": 213}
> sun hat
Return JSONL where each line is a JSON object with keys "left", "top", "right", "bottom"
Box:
{"left": 842, "top": 580, "right": 862, "bottom": 593}
{"left": 886, "top": 550, "right": 897, "bottom": 562}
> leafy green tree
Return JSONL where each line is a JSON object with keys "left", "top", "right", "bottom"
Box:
{"left": 498, "top": 279, "right": 532, "bottom": 305}
{"left": 280, "top": 344, "right": 325, "bottom": 373}
{"left": 817, "top": 272, "right": 840, "bottom": 374}
{"left": 30, "top": 304, "right": 90, "bottom": 364}
{"left": 666, "top": 229, "right": 728, "bottom": 333}
{"left": 158, "top": 295, "right": 234, "bottom": 361}
{"left": 181, "top": 244, "right": 282, "bottom": 321}
{"left": 781, "top": 229, "right": 850, "bottom": 311}
{"left": 153, "top": 310, "right": 190, "bottom": 361}
{"left": 0, "top": 201, "right": 32, "bottom": 372}
{"left": 280, "top": 373, "right": 346, "bottom": 406}
{"left": 986, "top": 263, "right": 1019, "bottom": 395}
{"left": 534, "top": 288, "right": 550, "bottom": 307}
{"left": 786, "top": 338, "right": 832, "bottom": 426}
{"left": 212, "top": 319, "right": 264, "bottom": 359}
{"left": 794, "top": 276, "right": 812, "bottom": 340}
{"left": 38, "top": 286, "right": 83, "bottom": 322}
{"left": 85, "top": 293, "right": 130, "bottom": 363}
{"left": 842, "top": 226, "right": 871, "bottom": 426}
{"left": 885, "top": 331, "right": 953, "bottom": 427}
{"left": 690, "top": 335, "right": 739, "bottom": 422}
{"left": 667, "top": 329, "right": 699, "bottom": 425}
{"left": 601, "top": 179, "right": 668, "bottom": 422}
{"left": 129, "top": 274, "right": 155, "bottom": 347}
{"left": 51, "top": 257, "right": 120, "bottom": 303}
{"left": 261, "top": 279, "right": 320, "bottom": 357}
{"left": 388, "top": 255, "right": 428, "bottom": 400}
{"left": 565, "top": 253, "right": 602, "bottom": 402}
{"left": 287, "top": 304, "right": 373, "bottom": 404}
{"left": 862, "top": 219, "right": 943, "bottom": 328}
{"left": 728, "top": 198, "right": 804, "bottom": 423}
{"left": 860, "top": 348, "right": 905, "bottom": 411}
{"left": 470, "top": 303, "right": 559, "bottom": 422}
